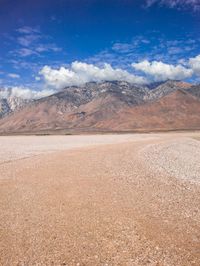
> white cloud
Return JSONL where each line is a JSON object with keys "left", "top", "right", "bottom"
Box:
{"left": 35, "top": 76, "right": 41, "bottom": 81}
{"left": 8, "top": 73, "right": 20, "bottom": 79}
{"left": 39, "top": 61, "right": 147, "bottom": 89}
{"left": 11, "top": 87, "right": 55, "bottom": 99}
{"left": 14, "top": 26, "right": 62, "bottom": 58}
{"left": 16, "top": 48, "right": 38, "bottom": 57}
{"left": 16, "top": 26, "right": 41, "bottom": 34}
{"left": 0, "top": 89, "right": 9, "bottom": 99}
{"left": 145, "top": 0, "right": 157, "bottom": 7}
{"left": 17, "top": 34, "right": 41, "bottom": 47}
{"left": 35, "top": 44, "right": 62, "bottom": 53}
{"left": 0, "top": 87, "right": 54, "bottom": 100}
{"left": 145, "top": 0, "right": 200, "bottom": 11}
{"left": 189, "top": 55, "right": 200, "bottom": 76}
{"left": 132, "top": 60, "right": 193, "bottom": 81}
{"left": 112, "top": 43, "right": 134, "bottom": 53}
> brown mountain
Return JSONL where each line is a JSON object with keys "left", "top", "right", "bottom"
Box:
{"left": 0, "top": 81, "right": 199, "bottom": 134}
{"left": 92, "top": 90, "right": 200, "bottom": 131}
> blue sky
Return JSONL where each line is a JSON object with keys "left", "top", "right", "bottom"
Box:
{"left": 0, "top": 0, "right": 200, "bottom": 95}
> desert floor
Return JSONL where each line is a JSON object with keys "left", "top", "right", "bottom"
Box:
{"left": 0, "top": 132, "right": 200, "bottom": 266}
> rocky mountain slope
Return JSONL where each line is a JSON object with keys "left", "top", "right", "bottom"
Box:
{"left": 0, "top": 98, "right": 10, "bottom": 117}
{"left": 95, "top": 89, "right": 200, "bottom": 131}
{"left": 0, "top": 88, "right": 30, "bottom": 117}
{"left": 147, "top": 80, "right": 192, "bottom": 101}
{"left": 0, "top": 80, "right": 199, "bottom": 133}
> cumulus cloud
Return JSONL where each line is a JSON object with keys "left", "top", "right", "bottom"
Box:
{"left": 39, "top": 61, "right": 147, "bottom": 89}
{"left": 145, "top": 0, "right": 200, "bottom": 11}
{"left": 132, "top": 60, "right": 193, "bottom": 81}
{"left": 0, "top": 87, "right": 54, "bottom": 100}
{"left": 0, "top": 89, "right": 9, "bottom": 99}
{"left": 189, "top": 55, "right": 200, "bottom": 76}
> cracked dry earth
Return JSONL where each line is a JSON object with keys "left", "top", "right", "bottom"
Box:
{"left": 0, "top": 133, "right": 200, "bottom": 266}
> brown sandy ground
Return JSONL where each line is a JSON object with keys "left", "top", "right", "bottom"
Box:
{"left": 0, "top": 134, "right": 200, "bottom": 265}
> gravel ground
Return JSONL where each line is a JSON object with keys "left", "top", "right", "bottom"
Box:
{"left": 0, "top": 133, "right": 200, "bottom": 265}
{"left": 142, "top": 138, "right": 200, "bottom": 184}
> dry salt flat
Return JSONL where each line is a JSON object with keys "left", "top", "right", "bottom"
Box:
{"left": 0, "top": 134, "right": 159, "bottom": 165}
{"left": 0, "top": 132, "right": 200, "bottom": 265}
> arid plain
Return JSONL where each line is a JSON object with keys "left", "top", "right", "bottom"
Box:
{"left": 0, "top": 133, "right": 200, "bottom": 266}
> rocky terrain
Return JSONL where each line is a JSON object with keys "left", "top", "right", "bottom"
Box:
{"left": 142, "top": 137, "right": 200, "bottom": 184}
{"left": 0, "top": 80, "right": 199, "bottom": 133}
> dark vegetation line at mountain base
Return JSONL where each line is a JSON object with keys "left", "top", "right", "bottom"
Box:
{"left": 1, "top": 129, "right": 200, "bottom": 136}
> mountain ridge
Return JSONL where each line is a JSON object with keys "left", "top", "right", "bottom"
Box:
{"left": 0, "top": 80, "right": 199, "bottom": 133}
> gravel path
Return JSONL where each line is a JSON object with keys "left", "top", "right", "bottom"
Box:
{"left": 0, "top": 133, "right": 200, "bottom": 265}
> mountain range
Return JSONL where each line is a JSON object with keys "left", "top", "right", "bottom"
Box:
{"left": 0, "top": 80, "right": 200, "bottom": 134}
{"left": 0, "top": 89, "right": 30, "bottom": 118}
